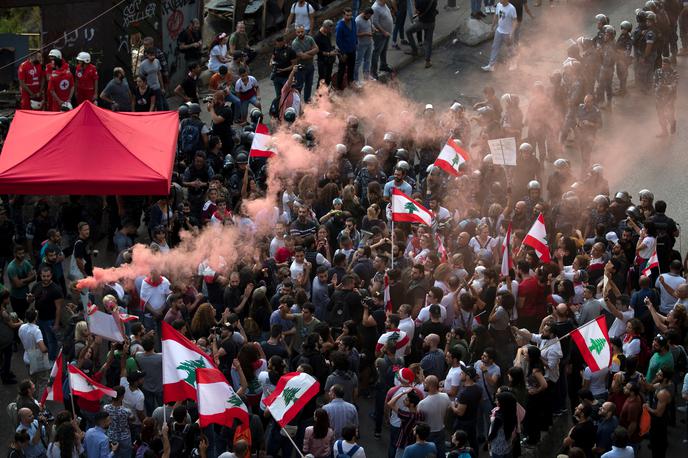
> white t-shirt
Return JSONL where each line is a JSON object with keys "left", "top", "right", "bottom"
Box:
{"left": 444, "top": 366, "right": 463, "bottom": 397}
{"left": 622, "top": 338, "right": 641, "bottom": 358}
{"left": 18, "top": 323, "right": 44, "bottom": 365}
{"left": 208, "top": 44, "right": 228, "bottom": 72}
{"left": 139, "top": 276, "right": 171, "bottom": 314}
{"left": 583, "top": 366, "right": 609, "bottom": 396}
{"left": 235, "top": 75, "right": 259, "bottom": 94}
{"left": 120, "top": 376, "right": 145, "bottom": 425}
{"left": 417, "top": 392, "right": 452, "bottom": 432}
{"left": 416, "top": 304, "right": 447, "bottom": 323}
{"left": 291, "top": 2, "right": 315, "bottom": 32}
{"left": 495, "top": 2, "right": 518, "bottom": 35}
{"left": 609, "top": 309, "right": 634, "bottom": 339}
{"left": 656, "top": 273, "right": 685, "bottom": 314}
{"left": 399, "top": 317, "right": 415, "bottom": 343}
{"left": 637, "top": 236, "right": 656, "bottom": 259}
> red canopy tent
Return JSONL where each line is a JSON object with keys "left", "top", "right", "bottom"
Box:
{"left": 0, "top": 101, "right": 177, "bottom": 195}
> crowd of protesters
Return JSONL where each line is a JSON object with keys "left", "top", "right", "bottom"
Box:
{"left": 3, "top": 1, "right": 688, "bottom": 458}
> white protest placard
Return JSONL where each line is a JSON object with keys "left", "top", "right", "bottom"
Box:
{"left": 488, "top": 137, "right": 517, "bottom": 166}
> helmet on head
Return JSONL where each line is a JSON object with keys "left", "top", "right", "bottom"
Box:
{"left": 361, "top": 145, "right": 375, "bottom": 156}
{"left": 305, "top": 125, "right": 317, "bottom": 142}
{"left": 626, "top": 206, "right": 642, "bottom": 220}
{"left": 0, "top": 116, "right": 9, "bottom": 128}
{"left": 527, "top": 180, "right": 541, "bottom": 191}
{"left": 363, "top": 154, "right": 378, "bottom": 164}
{"left": 292, "top": 133, "right": 303, "bottom": 142}
{"left": 645, "top": 11, "right": 657, "bottom": 21}
{"left": 639, "top": 189, "right": 654, "bottom": 201}
{"left": 250, "top": 108, "right": 263, "bottom": 124}
{"left": 571, "top": 181, "right": 583, "bottom": 191}
{"left": 519, "top": 142, "right": 533, "bottom": 153}
{"left": 591, "top": 164, "right": 604, "bottom": 175}
{"left": 637, "top": 9, "right": 648, "bottom": 22}
{"left": 450, "top": 102, "right": 464, "bottom": 112}
{"left": 48, "top": 49, "right": 62, "bottom": 59}
{"left": 188, "top": 103, "right": 201, "bottom": 115}
{"left": 614, "top": 191, "right": 630, "bottom": 203}
{"left": 482, "top": 154, "right": 493, "bottom": 164}
{"left": 645, "top": 0, "right": 657, "bottom": 10}
{"left": 553, "top": 158, "right": 570, "bottom": 169}
{"left": 603, "top": 25, "right": 616, "bottom": 36}
{"left": 620, "top": 21, "right": 633, "bottom": 31}
{"left": 595, "top": 14, "right": 609, "bottom": 24}
{"left": 240, "top": 131, "right": 255, "bottom": 148}
{"left": 346, "top": 115, "right": 359, "bottom": 127}
{"left": 223, "top": 154, "right": 235, "bottom": 170}
{"left": 395, "top": 160, "right": 410, "bottom": 172}
{"left": 284, "top": 107, "right": 296, "bottom": 123}
{"left": 76, "top": 52, "right": 91, "bottom": 63}
{"left": 335, "top": 144, "right": 347, "bottom": 155}
{"left": 178, "top": 104, "right": 189, "bottom": 118}
{"left": 235, "top": 152, "right": 248, "bottom": 164}
{"left": 500, "top": 93, "right": 513, "bottom": 106}
{"left": 395, "top": 148, "right": 409, "bottom": 161}
{"left": 593, "top": 194, "right": 610, "bottom": 206}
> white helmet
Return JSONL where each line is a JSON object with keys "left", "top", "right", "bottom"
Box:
{"left": 48, "top": 49, "right": 62, "bottom": 59}
{"left": 335, "top": 144, "right": 347, "bottom": 155}
{"left": 30, "top": 100, "right": 44, "bottom": 110}
{"left": 519, "top": 142, "right": 533, "bottom": 153}
{"left": 292, "top": 133, "right": 303, "bottom": 142}
{"left": 363, "top": 154, "right": 378, "bottom": 164}
{"left": 527, "top": 180, "right": 541, "bottom": 190}
{"left": 61, "top": 101, "right": 73, "bottom": 111}
{"left": 76, "top": 52, "right": 91, "bottom": 63}
{"left": 361, "top": 145, "right": 375, "bottom": 156}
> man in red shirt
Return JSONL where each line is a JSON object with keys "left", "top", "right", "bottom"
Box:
{"left": 516, "top": 261, "right": 547, "bottom": 331}
{"left": 75, "top": 52, "right": 98, "bottom": 105}
{"left": 45, "top": 49, "right": 74, "bottom": 111}
{"left": 17, "top": 51, "right": 44, "bottom": 110}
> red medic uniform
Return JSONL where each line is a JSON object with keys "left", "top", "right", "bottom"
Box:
{"left": 17, "top": 59, "right": 44, "bottom": 109}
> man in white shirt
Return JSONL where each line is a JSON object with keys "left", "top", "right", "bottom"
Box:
{"left": 18, "top": 310, "right": 49, "bottom": 394}
{"left": 482, "top": 0, "right": 517, "bottom": 72}
{"left": 656, "top": 260, "right": 685, "bottom": 314}
{"left": 443, "top": 347, "right": 463, "bottom": 399}
{"left": 398, "top": 304, "right": 416, "bottom": 343}
{"left": 416, "top": 287, "right": 447, "bottom": 324}
{"left": 375, "top": 314, "right": 409, "bottom": 359}
{"left": 417, "top": 375, "right": 452, "bottom": 457}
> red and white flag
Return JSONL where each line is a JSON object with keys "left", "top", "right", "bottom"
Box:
{"left": 162, "top": 321, "right": 216, "bottom": 403}
{"left": 434, "top": 138, "right": 469, "bottom": 176}
{"left": 642, "top": 250, "right": 659, "bottom": 276}
{"left": 500, "top": 222, "right": 513, "bottom": 277}
{"left": 196, "top": 367, "right": 250, "bottom": 428}
{"left": 86, "top": 304, "right": 128, "bottom": 343}
{"left": 264, "top": 372, "right": 320, "bottom": 427}
{"left": 435, "top": 233, "right": 448, "bottom": 263}
{"left": 375, "top": 329, "right": 410, "bottom": 354}
{"left": 40, "top": 350, "right": 63, "bottom": 405}
{"left": 68, "top": 364, "right": 116, "bottom": 401}
{"left": 523, "top": 213, "right": 551, "bottom": 263}
{"left": 391, "top": 188, "right": 433, "bottom": 226}
{"left": 383, "top": 272, "right": 393, "bottom": 313}
{"left": 249, "top": 123, "right": 277, "bottom": 158}
{"left": 570, "top": 316, "right": 611, "bottom": 372}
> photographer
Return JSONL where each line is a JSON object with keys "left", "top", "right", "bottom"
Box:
{"left": 16, "top": 407, "right": 48, "bottom": 458}
{"left": 211, "top": 318, "right": 246, "bottom": 377}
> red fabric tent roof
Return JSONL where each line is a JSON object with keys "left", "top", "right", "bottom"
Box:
{"left": 0, "top": 101, "right": 177, "bottom": 195}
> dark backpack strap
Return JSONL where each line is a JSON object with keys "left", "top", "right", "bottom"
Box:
{"left": 347, "top": 444, "right": 360, "bottom": 457}
{"left": 337, "top": 440, "right": 344, "bottom": 455}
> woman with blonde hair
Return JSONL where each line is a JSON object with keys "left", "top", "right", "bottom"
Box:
{"left": 190, "top": 303, "right": 217, "bottom": 339}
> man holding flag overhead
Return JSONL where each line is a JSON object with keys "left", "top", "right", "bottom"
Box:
{"left": 522, "top": 213, "right": 551, "bottom": 263}
{"left": 390, "top": 188, "right": 434, "bottom": 226}
{"left": 434, "top": 137, "right": 469, "bottom": 176}
{"left": 249, "top": 123, "right": 278, "bottom": 158}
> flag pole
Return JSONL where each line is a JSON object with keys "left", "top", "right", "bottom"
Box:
{"left": 390, "top": 220, "right": 395, "bottom": 269}
{"left": 512, "top": 316, "right": 604, "bottom": 350}
{"left": 280, "top": 425, "right": 306, "bottom": 458}
{"left": 68, "top": 365, "right": 77, "bottom": 416}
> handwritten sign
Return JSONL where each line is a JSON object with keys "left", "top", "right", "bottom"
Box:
{"left": 487, "top": 137, "right": 517, "bottom": 166}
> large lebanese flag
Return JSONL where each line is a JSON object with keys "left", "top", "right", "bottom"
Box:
{"left": 570, "top": 316, "right": 611, "bottom": 372}
{"left": 500, "top": 222, "right": 513, "bottom": 277}
{"left": 523, "top": 213, "right": 551, "bottom": 263}
{"left": 434, "top": 138, "right": 469, "bottom": 176}
{"left": 162, "top": 320, "right": 216, "bottom": 403}
{"left": 642, "top": 250, "right": 659, "bottom": 276}
{"left": 86, "top": 303, "right": 133, "bottom": 342}
{"left": 40, "top": 350, "right": 63, "bottom": 405}
{"left": 249, "top": 123, "right": 277, "bottom": 158}
{"left": 264, "top": 372, "right": 320, "bottom": 427}
{"left": 391, "top": 188, "right": 433, "bottom": 226}
{"left": 68, "top": 364, "right": 117, "bottom": 401}
{"left": 196, "top": 367, "right": 250, "bottom": 428}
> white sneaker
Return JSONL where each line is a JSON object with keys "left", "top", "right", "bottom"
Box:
{"left": 481, "top": 64, "right": 494, "bottom": 72}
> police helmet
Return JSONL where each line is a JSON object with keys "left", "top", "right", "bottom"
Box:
{"left": 644, "top": 0, "right": 657, "bottom": 10}
{"left": 603, "top": 25, "right": 616, "bottom": 37}
{"left": 593, "top": 194, "right": 610, "bottom": 206}
{"left": 482, "top": 154, "right": 493, "bottom": 164}
{"left": 636, "top": 9, "right": 648, "bottom": 22}
{"left": 395, "top": 148, "right": 409, "bottom": 161}
{"left": 395, "top": 160, "right": 411, "bottom": 172}
{"left": 614, "top": 191, "right": 630, "bottom": 203}
{"left": 562, "top": 191, "right": 577, "bottom": 201}
{"left": 361, "top": 145, "right": 375, "bottom": 156}
{"left": 335, "top": 144, "right": 347, "bottom": 155}
{"left": 519, "top": 142, "right": 533, "bottom": 153}
{"left": 571, "top": 181, "right": 583, "bottom": 191}
{"left": 639, "top": 189, "right": 654, "bottom": 201}
{"left": 188, "top": 103, "right": 201, "bottom": 115}
{"left": 0, "top": 116, "right": 9, "bottom": 128}
{"left": 178, "top": 104, "right": 190, "bottom": 118}
{"left": 595, "top": 14, "right": 609, "bottom": 25}
{"left": 591, "top": 164, "right": 604, "bottom": 175}
{"left": 250, "top": 108, "right": 263, "bottom": 124}
{"left": 235, "top": 152, "right": 248, "bottom": 164}
{"left": 626, "top": 206, "right": 642, "bottom": 220}
{"left": 305, "top": 125, "right": 317, "bottom": 142}
{"left": 76, "top": 52, "right": 91, "bottom": 63}
{"left": 292, "top": 133, "right": 303, "bottom": 143}
{"left": 284, "top": 107, "right": 297, "bottom": 123}
{"left": 223, "top": 154, "right": 235, "bottom": 170}
{"left": 527, "top": 180, "right": 541, "bottom": 191}
{"left": 646, "top": 11, "right": 657, "bottom": 21}
{"left": 620, "top": 21, "right": 633, "bottom": 31}
{"left": 553, "top": 158, "right": 570, "bottom": 169}
{"left": 500, "top": 93, "right": 513, "bottom": 106}
{"left": 362, "top": 154, "right": 378, "bottom": 164}
{"left": 241, "top": 131, "right": 255, "bottom": 148}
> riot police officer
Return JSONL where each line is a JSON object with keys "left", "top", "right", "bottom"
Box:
{"left": 633, "top": 10, "right": 658, "bottom": 93}
{"left": 597, "top": 25, "right": 617, "bottom": 107}
{"left": 653, "top": 56, "right": 678, "bottom": 136}
{"left": 616, "top": 21, "right": 634, "bottom": 95}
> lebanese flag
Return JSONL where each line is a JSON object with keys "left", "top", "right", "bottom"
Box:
{"left": 375, "top": 329, "right": 410, "bottom": 354}
{"left": 249, "top": 123, "right": 277, "bottom": 158}
{"left": 500, "top": 222, "right": 513, "bottom": 277}
{"left": 196, "top": 367, "right": 250, "bottom": 428}
{"left": 384, "top": 272, "right": 392, "bottom": 313}
{"left": 68, "top": 364, "right": 117, "bottom": 401}
{"left": 434, "top": 138, "right": 469, "bottom": 176}
{"left": 391, "top": 188, "right": 433, "bottom": 226}
{"left": 86, "top": 304, "right": 127, "bottom": 343}
{"left": 523, "top": 213, "right": 551, "bottom": 263}
{"left": 264, "top": 372, "right": 320, "bottom": 427}
{"left": 40, "top": 350, "right": 64, "bottom": 405}
{"left": 162, "top": 320, "right": 216, "bottom": 403}
{"left": 435, "top": 233, "right": 448, "bottom": 263}
{"left": 570, "top": 316, "right": 611, "bottom": 372}
{"left": 642, "top": 250, "right": 659, "bottom": 276}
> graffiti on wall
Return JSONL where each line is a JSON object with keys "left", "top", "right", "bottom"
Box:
{"left": 161, "top": 0, "right": 199, "bottom": 84}
{"left": 52, "top": 27, "right": 97, "bottom": 50}
{"left": 122, "top": 0, "right": 158, "bottom": 28}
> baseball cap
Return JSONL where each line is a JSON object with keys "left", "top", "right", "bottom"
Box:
{"left": 605, "top": 231, "right": 620, "bottom": 245}
{"left": 397, "top": 367, "right": 414, "bottom": 384}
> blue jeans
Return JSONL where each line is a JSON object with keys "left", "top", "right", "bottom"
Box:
{"left": 393, "top": 8, "right": 407, "bottom": 43}
{"left": 406, "top": 21, "right": 435, "bottom": 61}
{"left": 471, "top": 0, "right": 483, "bottom": 12}
{"left": 488, "top": 31, "right": 513, "bottom": 66}
{"left": 295, "top": 65, "right": 315, "bottom": 103}
{"left": 38, "top": 319, "right": 58, "bottom": 361}
{"left": 111, "top": 437, "right": 132, "bottom": 458}
{"left": 428, "top": 431, "right": 446, "bottom": 458}
{"left": 239, "top": 95, "right": 259, "bottom": 121}
{"left": 387, "top": 425, "right": 400, "bottom": 458}
{"left": 355, "top": 41, "right": 373, "bottom": 80}
{"left": 226, "top": 92, "right": 241, "bottom": 122}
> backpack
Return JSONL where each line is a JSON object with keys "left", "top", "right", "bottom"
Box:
{"left": 336, "top": 440, "right": 360, "bottom": 458}
{"left": 180, "top": 119, "right": 202, "bottom": 155}
{"left": 169, "top": 423, "right": 190, "bottom": 456}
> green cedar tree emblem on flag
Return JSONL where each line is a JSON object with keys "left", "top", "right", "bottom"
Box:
{"left": 177, "top": 358, "right": 207, "bottom": 386}
{"left": 282, "top": 387, "right": 300, "bottom": 407}
{"left": 404, "top": 202, "right": 417, "bottom": 214}
{"left": 227, "top": 393, "right": 243, "bottom": 407}
{"left": 451, "top": 154, "right": 459, "bottom": 167}
{"left": 588, "top": 338, "right": 606, "bottom": 355}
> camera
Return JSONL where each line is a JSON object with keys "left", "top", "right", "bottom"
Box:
{"left": 203, "top": 95, "right": 214, "bottom": 103}
{"left": 296, "top": 64, "right": 304, "bottom": 71}
{"left": 40, "top": 410, "right": 54, "bottom": 422}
